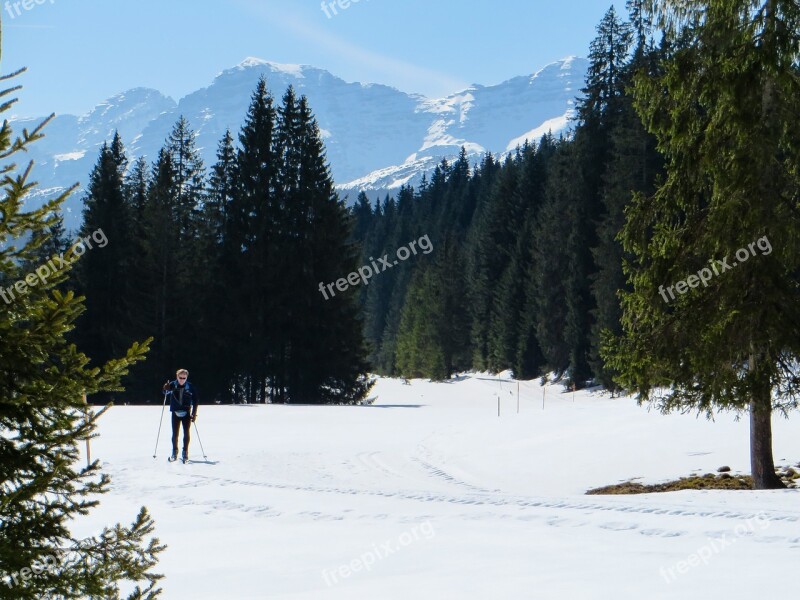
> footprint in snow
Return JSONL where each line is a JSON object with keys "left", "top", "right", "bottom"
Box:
{"left": 639, "top": 528, "right": 686, "bottom": 538}
{"left": 599, "top": 522, "right": 639, "bottom": 532}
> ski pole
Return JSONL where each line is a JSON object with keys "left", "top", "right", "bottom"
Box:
{"left": 193, "top": 421, "right": 208, "bottom": 460}
{"left": 152, "top": 389, "right": 169, "bottom": 458}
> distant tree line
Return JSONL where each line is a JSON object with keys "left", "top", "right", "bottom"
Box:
{"left": 353, "top": 4, "right": 663, "bottom": 389}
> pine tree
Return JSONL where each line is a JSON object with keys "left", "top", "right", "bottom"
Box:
{"left": 361, "top": 189, "right": 415, "bottom": 374}
{"left": 280, "top": 94, "right": 373, "bottom": 403}
{"left": 125, "top": 156, "right": 150, "bottom": 219}
{"left": 578, "top": 6, "right": 633, "bottom": 134}
{"left": 589, "top": 36, "right": 663, "bottom": 392}
{"left": 166, "top": 116, "right": 205, "bottom": 234}
{"left": 396, "top": 265, "right": 447, "bottom": 380}
{"left": 566, "top": 6, "right": 634, "bottom": 387}
{"left": 228, "top": 77, "right": 278, "bottom": 402}
{"left": 138, "top": 149, "right": 179, "bottom": 389}
{"left": 605, "top": 0, "right": 800, "bottom": 489}
{"left": 128, "top": 118, "right": 207, "bottom": 396}
{"left": 0, "top": 68, "right": 162, "bottom": 600}
{"left": 206, "top": 130, "right": 238, "bottom": 245}
{"left": 196, "top": 129, "right": 239, "bottom": 400}
{"left": 121, "top": 156, "right": 154, "bottom": 400}
{"left": 469, "top": 155, "right": 520, "bottom": 371}
{"left": 529, "top": 141, "right": 578, "bottom": 379}
{"left": 350, "top": 191, "right": 374, "bottom": 243}
{"left": 26, "top": 213, "right": 70, "bottom": 270}
{"left": 75, "top": 132, "right": 138, "bottom": 385}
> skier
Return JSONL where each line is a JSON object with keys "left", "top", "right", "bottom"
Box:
{"left": 162, "top": 369, "right": 199, "bottom": 463}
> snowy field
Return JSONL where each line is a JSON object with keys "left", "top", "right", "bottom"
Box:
{"left": 79, "top": 375, "right": 800, "bottom": 599}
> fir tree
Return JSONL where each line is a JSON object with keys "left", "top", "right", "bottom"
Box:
{"left": 396, "top": 265, "right": 447, "bottom": 380}
{"left": 26, "top": 213, "right": 70, "bottom": 270}
{"left": 0, "top": 67, "right": 162, "bottom": 600}
{"left": 606, "top": 0, "right": 800, "bottom": 489}
{"left": 229, "top": 77, "right": 278, "bottom": 402}
{"left": 469, "top": 155, "right": 520, "bottom": 371}
{"left": 196, "top": 129, "right": 239, "bottom": 400}
{"left": 75, "top": 133, "right": 138, "bottom": 383}
{"left": 589, "top": 39, "right": 663, "bottom": 392}
{"left": 350, "top": 191, "right": 374, "bottom": 243}
{"left": 529, "top": 141, "right": 578, "bottom": 379}
{"left": 281, "top": 94, "right": 373, "bottom": 403}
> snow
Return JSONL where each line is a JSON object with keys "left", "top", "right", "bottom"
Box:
{"left": 236, "top": 57, "right": 306, "bottom": 78}
{"left": 78, "top": 374, "right": 800, "bottom": 599}
{"left": 18, "top": 56, "right": 589, "bottom": 224}
{"left": 54, "top": 151, "right": 86, "bottom": 162}
{"left": 505, "top": 110, "right": 576, "bottom": 152}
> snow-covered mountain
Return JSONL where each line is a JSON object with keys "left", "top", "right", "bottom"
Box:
{"left": 14, "top": 56, "right": 588, "bottom": 230}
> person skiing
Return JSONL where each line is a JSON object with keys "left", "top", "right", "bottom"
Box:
{"left": 162, "top": 369, "right": 199, "bottom": 463}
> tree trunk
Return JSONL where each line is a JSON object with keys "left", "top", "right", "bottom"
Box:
{"left": 748, "top": 0, "right": 785, "bottom": 491}
{"left": 749, "top": 351, "right": 785, "bottom": 489}
{"left": 749, "top": 400, "right": 785, "bottom": 489}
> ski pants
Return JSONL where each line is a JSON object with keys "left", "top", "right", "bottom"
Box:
{"left": 171, "top": 413, "right": 192, "bottom": 454}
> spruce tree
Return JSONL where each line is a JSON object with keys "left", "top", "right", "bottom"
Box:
{"left": 229, "top": 77, "right": 278, "bottom": 402}
{"left": 75, "top": 133, "right": 138, "bottom": 386}
{"left": 469, "top": 155, "right": 519, "bottom": 371}
{"left": 529, "top": 141, "right": 579, "bottom": 379}
{"left": 26, "top": 214, "right": 70, "bottom": 271}
{"left": 589, "top": 38, "right": 663, "bottom": 392}
{"left": 281, "top": 94, "right": 373, "bottom": 403}
{"left": 121, "top": 156, "right": 154, "bottom": 400}
{"left": 138, "top": 149, "right": 179, "bottom": 389}
{"left": 396, "top": 265, "right": 447, "bottom": 380}
{"left": 197, "top": 129, "right": 239, "bottom": 400}
{"left": 605, "top": 0, "right": 800, "bottom": 489}
{"left": 0, "top": 68, "right": 162, "bottom": 599}
{"left": 350, "top": 191, "right": 374, "bottom": 243}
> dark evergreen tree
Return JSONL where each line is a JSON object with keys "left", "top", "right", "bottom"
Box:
{"left": 280, "top": 94, "right": 373, "bottom": 403}
{"left": 350, "top": 191, "right": 374, "bottom": 243}
{"left": 606, "top": 0, "right": 800, "bottom": 489}
{"left": 468, "top": 155, "right": 519, "bottom": 371}
{"left": 26, "top": 212, "right": 70, "bottom": 268}
{"left": 589, "top": 34, "right": 664, "bottom": 391}
{"left": 197, "top": 129, "right": 239, "bottom": 400}
{"left": 207, "top": 130, "right": 238, "bottom": 245}
{"left": 396, "top": 264, "right": 447, "bottom": 380}
{"left": 529, "top": 141, "right": 577, "bottom": 379}
{"left": 125, "top": 156, "right": 150, "bottom": 219}
{"left": 75, "top": 132, "right": 138, "bottom": 387}
{"left": 226, "top": 77, "right": 278, "bottom": 402}
{"left": 0, "top": 71, "right": 163, "bottom": 600}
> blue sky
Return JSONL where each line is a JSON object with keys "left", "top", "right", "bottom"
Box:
{"left": 3, "top": 0, "right": 627, "bottom": 118}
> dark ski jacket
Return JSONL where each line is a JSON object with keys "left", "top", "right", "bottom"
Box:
{"left": 165, "top": 380, "right": 199, "bottom": 416}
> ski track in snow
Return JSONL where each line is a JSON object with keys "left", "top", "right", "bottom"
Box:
{"left": 106, "top": 458, "right": 800, "bottom": 551}
{"left": 89, "top": 375, "right": 800, "bottom": 598}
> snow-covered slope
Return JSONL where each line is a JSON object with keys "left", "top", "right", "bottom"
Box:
{"left": 15, "top": 57, "right": 587, "bottom": 230}
{"left": 78, "top": 374, "right": 800, "bottom": 599}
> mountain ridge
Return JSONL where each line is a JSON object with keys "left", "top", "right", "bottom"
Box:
{"left": 14, "top": 56, "right": 588, "bottom": 229}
